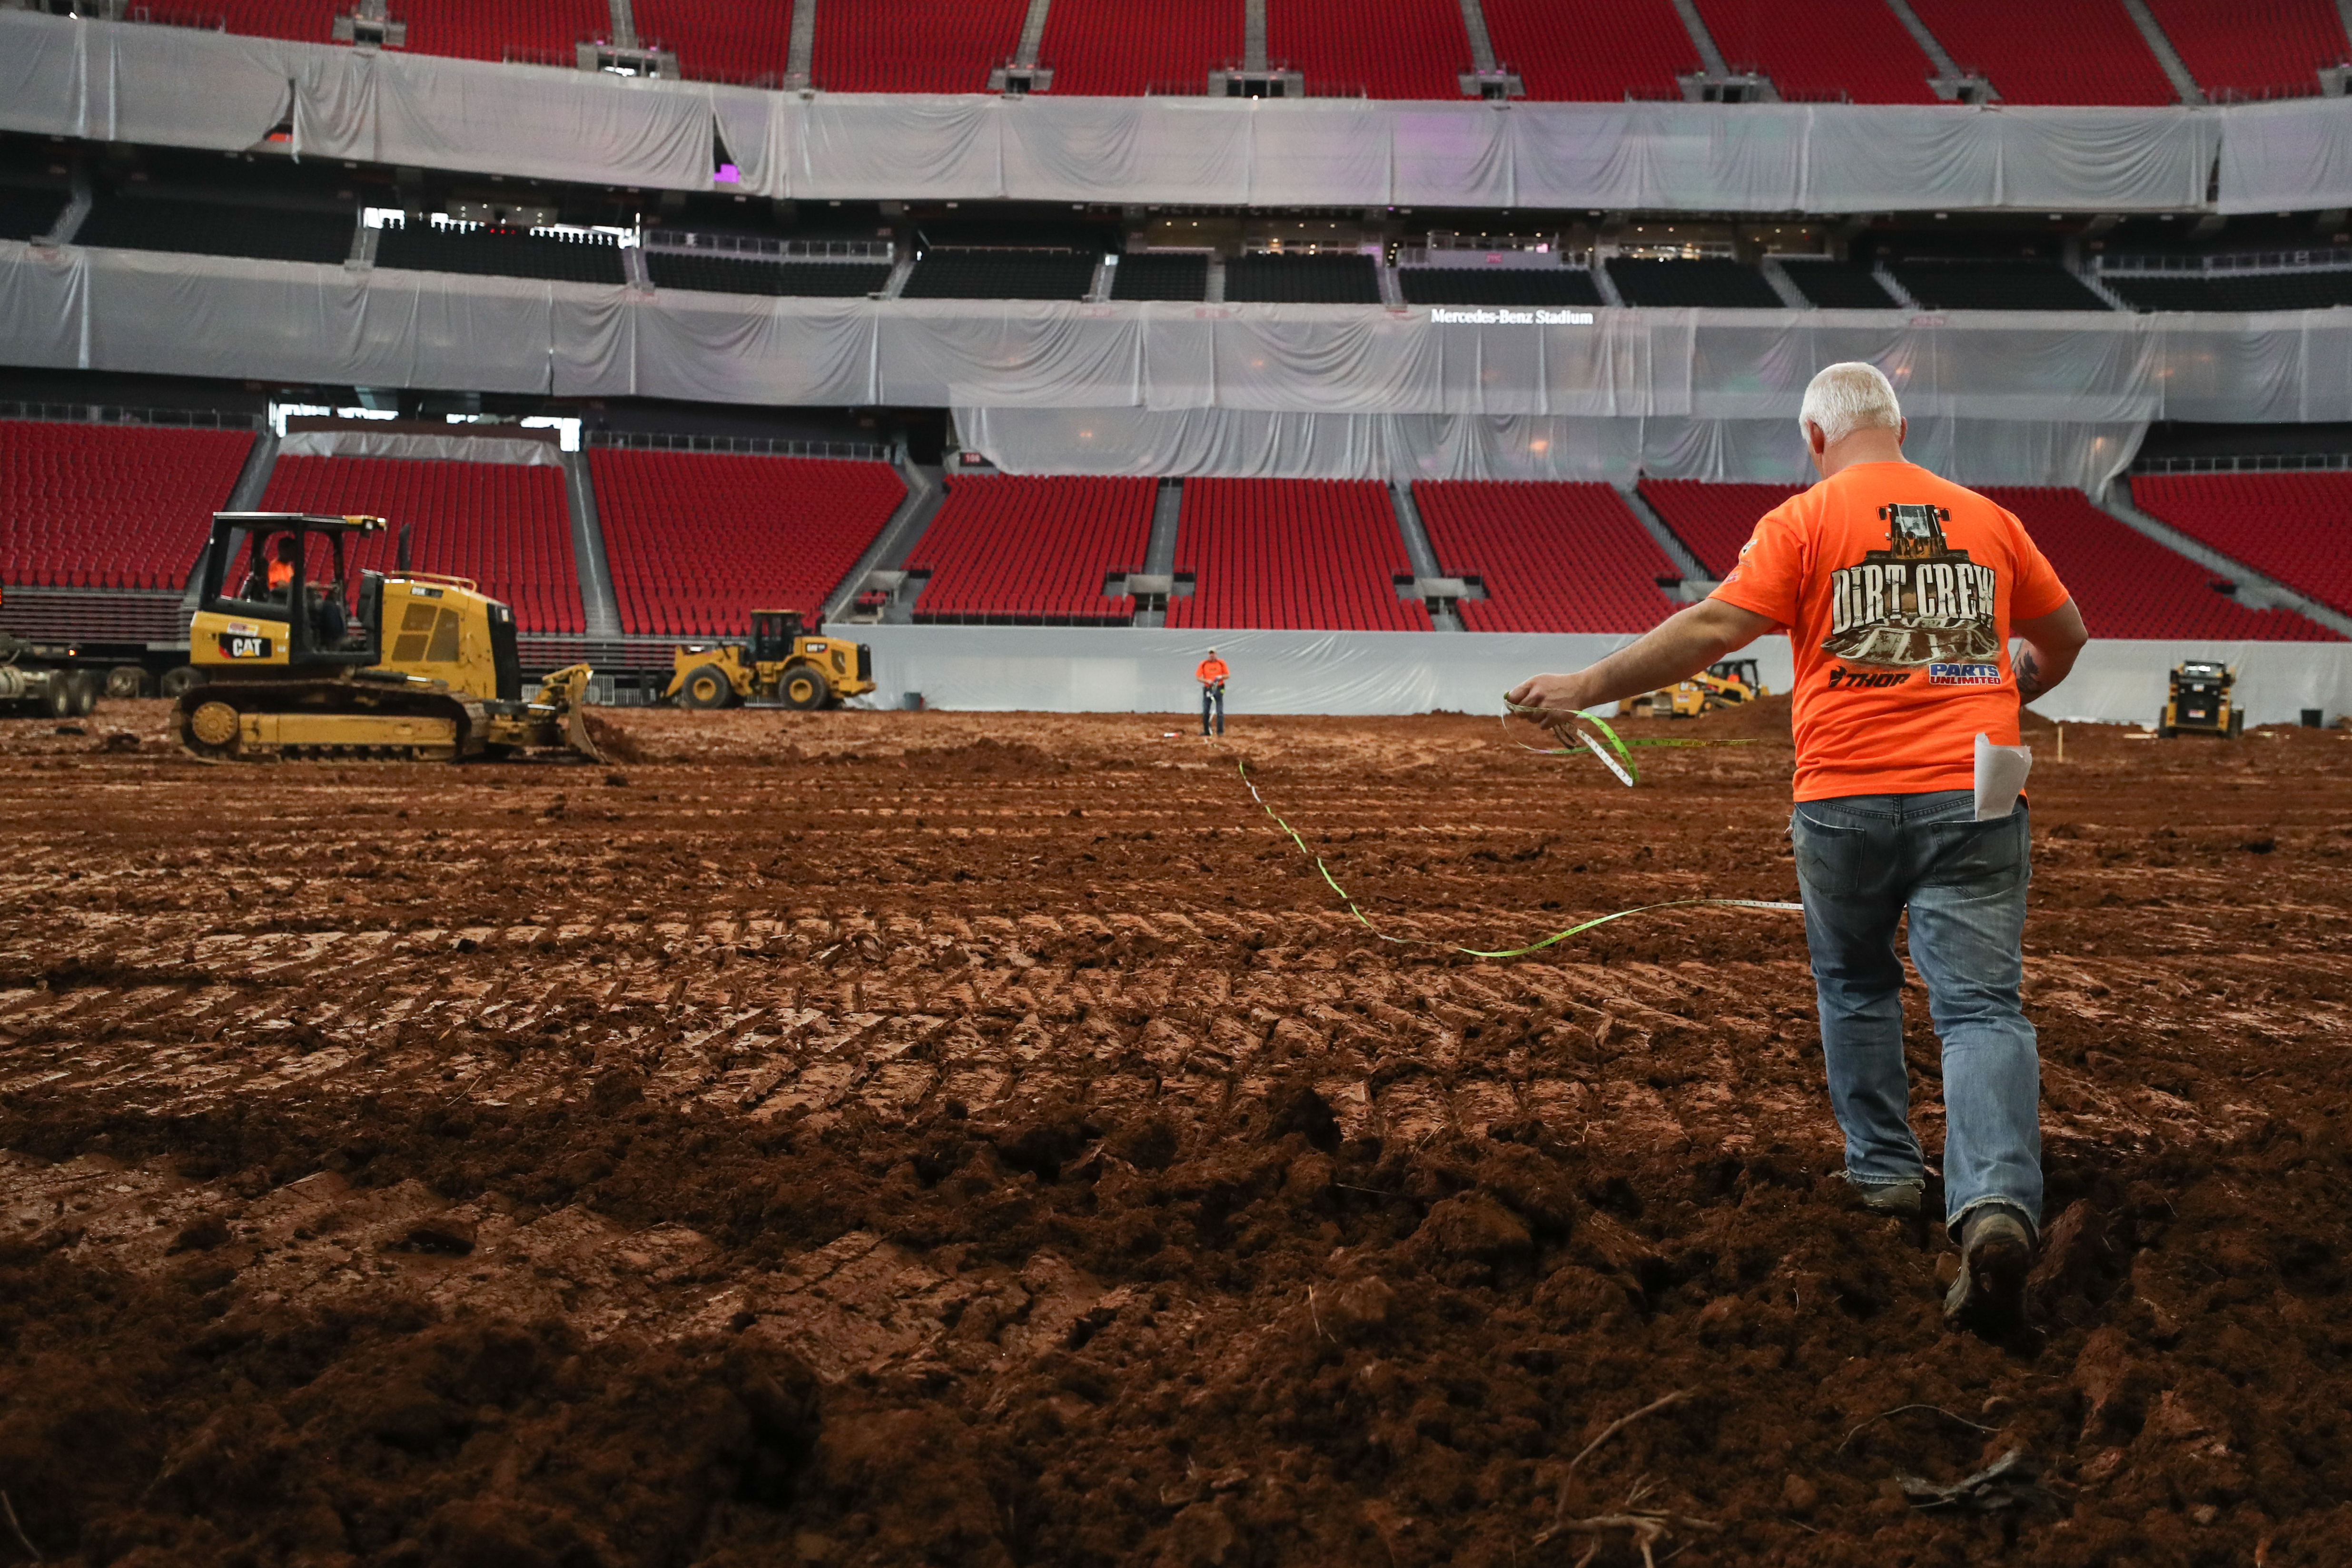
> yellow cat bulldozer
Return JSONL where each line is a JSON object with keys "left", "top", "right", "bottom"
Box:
{"left": 1619, "top": 658, "right": 1768, "bottom": 720}
{"left": 665, "top": 609, "right": 874, "bottom": 710}
{"left": 171, "top": 512, "right": 602, "bottom": 763}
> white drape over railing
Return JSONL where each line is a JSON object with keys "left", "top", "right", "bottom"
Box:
{"left": 11, "top": 238, "right": 2352, "bottom": 483}
{"left": 6, "top": 9, "right": 2350, "bottom": 213}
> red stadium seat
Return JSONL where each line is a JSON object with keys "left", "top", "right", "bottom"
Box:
{"left": 0, "top": 419, "right": 253, "bottom": 594}
{"left": 1481, "top": 0, "right": 1699, "bottom": 100}
{"left": 2130, "top": 472, "right": 2352, "bottom": 623}
{"left": 1265, "top": 0, "right": 1471, "bottom": 99}
{"left": 1165, "top": 479, "right": 1430, "bottom": 631}
{"left": 1907, "top": 0, "right": 2176, "bottom": 105}
{"left": 906, "top": 475, "right": 1155, "bottom": 623}
{"left": 587, "top": 448, "right": 906, "bottom": 636}
{"left": 1039, "top": 0, "right": 1242, "bottom": 96}
{"left": 260, "top": 454, "right": 586, "bottom": 633}
{"left": 1696, "top": 0, "right": 1941, "bottom": 103}
{"left": 1416, "top": 482, "right": 1682, "bottom": 633}
{"left": 812, "top": 0, "right": 1031, "bottom": 93}
{"left": 2143, "top": 0, "right": 2349, "bottom": 100}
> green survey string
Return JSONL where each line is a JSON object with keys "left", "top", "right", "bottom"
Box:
{"left": 1234, "top": 703, "right": 1802, "bottom": 960}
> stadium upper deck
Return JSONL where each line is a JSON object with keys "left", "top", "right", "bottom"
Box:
{"left": 122, "top": 0, "right": 2352, "bottom": 104}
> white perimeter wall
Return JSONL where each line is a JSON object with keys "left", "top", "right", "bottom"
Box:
{"left": 852, "top": 626, "right": 2352, "bottom": 729}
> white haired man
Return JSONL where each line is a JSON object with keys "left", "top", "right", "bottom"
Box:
{"left": 1508, "top": 362, "right": 2089, "bottom": 1338}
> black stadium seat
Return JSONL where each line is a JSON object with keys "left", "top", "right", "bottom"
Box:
{"left": 901, "top": 249, "right": 1099, "bottom": 301}
{"left": 374, "top": 223, "right": 627, "bottom": 286}
{"left": 1110, "top": 253, "right": 1210, "bottom": 302}
{"left": 1604, "top": 257, "right": 1785, "bottom": 308}
{"left": 1224, "top": 254, "right": 1382, "bottom": 304}
{"left": 647, "top": 250, "right": 892, "bottom": 297}
{"left": 0, "top": 186, "right": 69, "bottom": 243}
{"left": 76, "top": 195, "right": 355, "bottom": 266}
{"left": 1397, "top": 268, "right": 1605, "bottom": 307}
{"left": 1779, "top": 263, "right": 1903, "bottom": 308}
{"left": 2104, "top": 271, "right": 2352, "bottom": 312}
{"left": 1888, "top": 258, "right": 2112, "bottom": 312}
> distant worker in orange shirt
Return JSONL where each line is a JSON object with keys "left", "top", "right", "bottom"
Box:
{"left": 266, "top": 535, "right": 299, "bottom": 599}
{"left": 1508, "top": 362, "right": 2088, "bottom": 1341}
{"left": 1196, "top": 648, "right": 1229, "bottom": 738}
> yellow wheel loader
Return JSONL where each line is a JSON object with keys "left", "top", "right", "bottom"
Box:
{"left": 665, "top": 609, "right": 875, "bottom": 711}
{"left": 173, "top": 512, "right": 602, "bottom": 763}
{"left": 1619, "top": 658, "right": 1768, "bottom": 720}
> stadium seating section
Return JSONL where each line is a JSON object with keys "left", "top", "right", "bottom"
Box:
{"left": 1695, "top": 0, "right": 1940, "bottom": 103}
{"left": 1887, "top": 258, "right": 2112, "bottom": 311}
{"left": 1906, "top": 0, "right": 2175, "bottom": 105}
{"left": 0, "top": 187, "right": 68, "bottom": 244}
{"left": 2144, "top": 0, "right": 2349, "bottom": 100}
{"left": 2102, "top": 271, "right": 2352, "bottom": 313}
{"left": 1637, "top": 480, "right": 1800, "bottom": 577}
{"left": 0, "top": 419, "right": 253, "bottom": 592}
{"left": 1605, "top": 258, "right": 1784, "bottom": 308}
{"left": 1482, "top": 0, "right": 1698, "bottom": 100}
{"left": 374, "top": 224, "right": 627, "bottom": 286}
{"left": 1980, "top": 486, "right": 2337, "bottom": 641}
{"left": 138, "top": 0, "right": 2352, "bottom": 106}
{"left": 1040, "top": 0, "right": 1242, "bottom": 97}
{"left": 812, "top": 0, "right": 1031, "bottom": 93}
{"left": 1166, "top": 479, "right": 1430, "bottom": 631}
{"left": 647, "top": 251, "right": 891, "bottom": 297}
{"left": 2131, "top": 472, "right": 2352, "bottom": 619}
{"left": 1224, "top": 254, "right": 1382, "bottom": 304}
{"left": 259, "top": 454, "right": 585, "bottom": 633}
{"left": 635, "top": 0, "right": 794, "bottom": 84}
{"left": 1415, "top": 482, "right": 1681, "bottom": 633}
{"left": 1265, "top": 0, "right": 1468, "bottom": 99}
{"left": 902, "top": 250, "right": 1098, "bottom": 301}
{"left": 212, "top": 0, "right": 607, "bottom": 60}
{"left": 588, "top": 448, "right": 905, "bottom": 636}
{"left": 906, "top": 475, "right": 1155, "bottom": 624}
{"left": 1778, "top": 263, "right": 1903, "bottom": 308}
{"left": 77, "top": 197, "right": 354, "bottom": 266}
{"left": 1111, "top": 254, "right": 1211, "bottom": 302}
{"left": 1397, "top": 268, "right": 1605, "bottom": 307}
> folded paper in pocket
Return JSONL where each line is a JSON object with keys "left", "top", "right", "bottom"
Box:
{"left": 1974, "top": 731, "right": 2033, "bottom": 821}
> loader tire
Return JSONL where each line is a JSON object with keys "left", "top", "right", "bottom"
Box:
{"left": 780, "top": 666, "right": 831, "bottom": 711}
{"left": 679, "top": 663, "right": 734, "bottom": 710}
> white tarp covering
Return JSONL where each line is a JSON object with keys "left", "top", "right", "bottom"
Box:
{"left": 952, "top": 407, "right": 2147, "bottom": 489}
{"left": 10, "top": 9, "right": 2336, "bottom": 213}
{"left": 277, "top": 430, "right": 563, "bottom": 464}
{"left": 849, "top": 625, "right": 2352, "bottom": 729}
{"left": 5, "top": 243, "right": 2351, "bottom": 438}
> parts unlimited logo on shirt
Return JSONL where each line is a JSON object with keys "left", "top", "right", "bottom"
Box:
{"left": 1928, "top": 662, "right": 2002, "bottom": 685}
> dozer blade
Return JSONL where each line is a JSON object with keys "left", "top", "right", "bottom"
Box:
{"left": 534, "top": 663, "right": 606, "bottom": 764}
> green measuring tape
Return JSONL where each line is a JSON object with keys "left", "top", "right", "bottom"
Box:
{"left": 1235, "top": 700, "right": 1802, "bottom": 960}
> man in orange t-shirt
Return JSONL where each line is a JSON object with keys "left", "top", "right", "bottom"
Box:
{"left": 1196, "top": 650, "right": 1229, "bottom": 738}
{"left": 1508, "top": 362, "right": 2088, "bottom": 1339}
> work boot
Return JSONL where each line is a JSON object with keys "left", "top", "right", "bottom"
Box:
{"left": 1847, "top": 1175, "right": 1923, "bottom": 1218}
{"left": 1944, "top": 1204, "right": 2033, "bottom": 1338}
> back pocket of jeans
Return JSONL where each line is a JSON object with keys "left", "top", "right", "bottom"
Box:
{"left": 1920, "top": 812, "right": 2025, "bottom": 886}
{"left": 1791, "top": 806, "right": 1871, "bottom": 898}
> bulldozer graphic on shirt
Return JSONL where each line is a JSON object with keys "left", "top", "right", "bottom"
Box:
{"left": 1819, "top": 502, "right": 2002, "bottom": 667}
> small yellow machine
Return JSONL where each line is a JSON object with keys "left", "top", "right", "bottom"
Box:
{"left": 1619, "top": 658, "right": 1768, "bottom": 720}
{"left": 665, "top": 609, "right": 875, "bottom": 710}
{"left": 2159, "top": 660, "right": 2243, "bottom": 738}
{"left": 173, "top": 512, "right": 602, "bottom": 763}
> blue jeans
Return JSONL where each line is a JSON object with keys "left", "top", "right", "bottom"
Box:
{"left": 1202, "top": 684, "right": 1225, "bottom": 735}
{"left": 1789, "top": 790, "right": 2041, "bottom": 1238}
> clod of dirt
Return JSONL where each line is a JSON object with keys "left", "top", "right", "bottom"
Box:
{"left": 605, "top": 771, "right": 629, "bottom": 787}
{"left": 1782, "top": 1472, "right": 1820, "bottom": 1515}
{"left": 1318, "top": 1275, "right": 1394, "bottom": 1341}
{"left": 168, "top": 1216, "right": 232, "bottom": 1253}
{"left": 51, "top": 724, "right": 85, "bottom": 737}
{"left": 100, "top": 731, "right": 139, "bottom": 753}
{"left": 1261, "top": 1080, "right": 1339, "bottom": 1152}
{"left": 1416, "top": 1192, "right": 1533, "bottom": 1261}
{"left": 1161, "top": 1500, "right": 1239, "bottom": 1567}
{"left": 405, "top": 1215, "right": 478, "bottom": 1255}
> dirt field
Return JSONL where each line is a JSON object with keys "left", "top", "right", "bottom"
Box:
{"left": 2, "top": 696, "right": 2348, "bottom": 1568}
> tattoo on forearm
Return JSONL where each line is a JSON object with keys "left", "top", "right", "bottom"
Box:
{"left": 2015, "top": 647, "right": 2047, "bottom": 700}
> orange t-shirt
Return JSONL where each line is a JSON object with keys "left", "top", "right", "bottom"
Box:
{"left": 1710, "top": 461, "right": 2070, "bottom": 801}
{"left": 1196, "top": 658, "right": 1229, "bottom": 686}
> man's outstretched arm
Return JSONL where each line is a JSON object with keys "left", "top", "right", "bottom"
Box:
{"left": 1507, "top": 599, "right": 1778, "bottom": 730}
